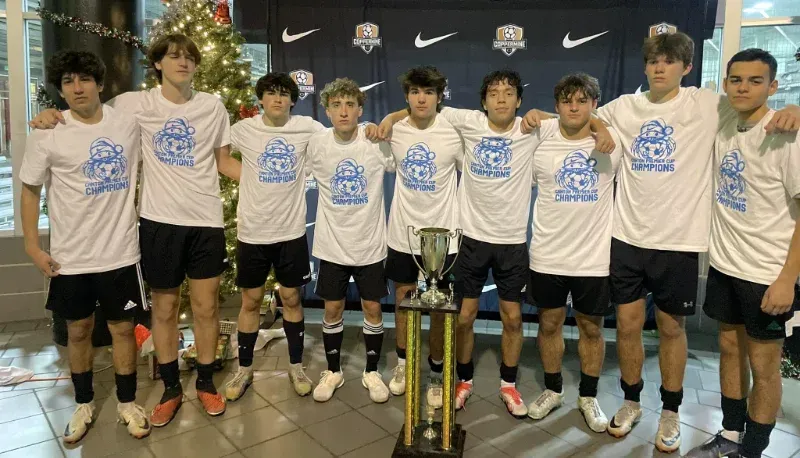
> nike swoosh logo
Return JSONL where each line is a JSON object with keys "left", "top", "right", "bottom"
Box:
{"left": 562, "top": 31, "right": 609, "bottom": 48}
{"left": 523, "top": 84, "right": 530, "bottom": 87}
{"left": 282, "top": 27, "right": 320, "bottom": 43}
{"left": 482, "top": 284, "right": 497, "bottom": 293}
{"left": 634, "top": 85, "right": 643, "bottom": 95}
{"left": 359, "top": 81, "right": 384, "bottom": 92}
{"left": 415, "top": 32, "right": 458, "bottom": 48}
{"left": 306, "top": 222, "right": 315, "bottom": 228}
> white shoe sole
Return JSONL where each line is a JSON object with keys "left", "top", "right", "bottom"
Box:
{"left": 527, "top": 403, "right": 560, "bottom": 421}
{"left": 362, "top": 380, "right": 389, "bottom": 403}
{"left": 314, "top": 378, "right": 344, "bottom": 402}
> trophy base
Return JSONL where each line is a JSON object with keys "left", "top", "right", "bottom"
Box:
{"left": 392, "top": 423, "right": 466, "bottom": 458}
{"left": 400, "top": 289, "right": 459, "bottom": 314}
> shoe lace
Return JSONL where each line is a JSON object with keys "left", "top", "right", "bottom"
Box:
{"left": 198, "top": 391, "right": 224, "bottom": 409}
{"left": 319, "top": 370, "right": 333, "bottom": 384}
{"left": 617, "top": 401, "right": 639, "bottom": 420}
{"left": 585, "top": 398, "right": 602, "bottom": 419}
{"left": 392, "top": 365, "right": 406, "bottom": 382}
{"left": 659, "top": 412, "right": 680, "bottom": 436}
{"left": 500, "top": 387, "right": 523, "bottom": 405}
{"left": 71, "top": 403, "right": 93, "bottom": 427}
{"left": 230, "top": 368, "right": 248, "bottom": 386}
{"left": 534, "top": 390, "right": 557, "bottom": 407}
{"left": 364, "top": 371, "right": 381, "bottom": 386}
{"left": 291, "top": 365, "right": 312, "bottom": 384}
{"left": 122, "top": 403, "right": 148, "bottom": 427}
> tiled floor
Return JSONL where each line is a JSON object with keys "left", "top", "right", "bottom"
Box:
{"left": 1, "top": 312, "right": 799, "bottom": 458}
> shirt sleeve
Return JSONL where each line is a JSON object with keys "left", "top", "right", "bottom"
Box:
{"left": 596, "top": 97, "right": 618, "bottom": 127}
{"left": 538, "top": 118, "right": 560, "bottom": 141}
{"left": 213, "top": 101, "right": 232, "bottom": 148}
{"left": 19, "top": 130, "right": 52, "bottom": 186}
{"left": 311, "top": 120, "right": 326, "bottom": 133}
{"left": 697, "top": 88, "right": 736, "bottom": 134}
{"left": 229, "top": 121, "right": 243, "bottom": 152}
{"left": 439, "top": 107, "right": 483, "bottom": 132}
{"left": 531, "top": 159, "right": 538, "bottom": 188}
{"left": 782, "top": 137, "right": 800, "bottom": 199}
{"left": 609, "top": 127, "right": 624, "bottom": 176}
{"left": 106, "top": 91, "right": 145, "bottom": 114}
{"left": 379, "top": 141, "right": 396, "bottom": 173}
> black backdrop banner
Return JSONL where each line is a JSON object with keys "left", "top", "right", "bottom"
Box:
{"left": 261, "top": 0, "right": 718, "bottom": 313}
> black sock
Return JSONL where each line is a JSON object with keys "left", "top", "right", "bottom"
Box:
{"left": 283, "top": 319, "right": 305, "bottom": 365}
{"left": 237, "top": 331, "right": 258, "bottom": 368}
{"left": 363, "top": 319, "right": 384, "bottom": 373}
{"left": 544, "top": 371, "right": 563, "bottom": 393}
{"left": 500, "top": 363, "right": 518, "bottom": 384}
{"left": 457, "top": 360, "right": 474, "bottom": 382}
{"left": 428, "top": 355, "right": 443, "bottom": 375}
{"left": 660, "top": 386, "right": 683, "bottom": 413}
{"left": 579, "top": 372, "right": 599, "bottom": 397}
{"left": 115, "top": 372, "right": 137, "bottom": 403}
{"left": 322, "top": 319, "right": 344, "bottom": 372}
{"left": 196, "top": 362, "right": 217, "bottom": 394}
{"left": 396, "top": 346, "right": 407, "bottom": 361}
{"left": 742, "top": 415, "right": 775, "bottom": 458}
{"left": 71, "top": 370, "right": 94, "bottom": 404}
{"left": 621, "top": 378, "right": 643, "bottom": 403}
{"left": 721, "top": 395, "right": 748, "bottom": 433}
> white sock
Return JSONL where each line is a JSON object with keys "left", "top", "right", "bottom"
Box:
{"left": 397, "top": 357, "right": 406, "bottom": 367}
{"left": 721, "top": 429, "right": 742, "bottom": 443}
{"left": 500, "top": 380, "right": 515, "bottom": 389}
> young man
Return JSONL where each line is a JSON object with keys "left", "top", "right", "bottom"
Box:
{"left": 684, "top": 49, "right": 800, "bottom": 458}
{"left": 307, "top": 78, "right": 394, "bottom": 403}
{"left": 380, "top": 69, "right": 613, "bottom": 418}
{"left": 523, "top": 33, "right": 799, "bottom": 452}
{"left": 223, "top": 72, "right": 324, "bottom": 401}
{"left": 20, "top": 51, "right": 150, "bottom": 443}
{"left": 30, "top": 34, "right": 242, "bottom": 426}
{"left": 383, "top": 66, "right": 464, "bottom": 409}
{"left": 525, "top": 73, "right": 621, "bottom": 433}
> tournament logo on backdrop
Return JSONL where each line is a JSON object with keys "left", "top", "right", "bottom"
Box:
{"left": 554, "top": 150, "right": 599, "bottom": 203}
{"left": 470, "top": 137, "right": 513, "bottom": 178}
{"left": 493, "top": 24, "right": 527, "bottom": 57}
{"left": 82, "top": 137, "right": 130, "bottom": 196}
{"left": 331, "top": 158, "right": 369, "bottom": 205}
{"left": 257, "top": 137, "right": 298, "bottom": 184}
{"left": 630, "top": 119, "right": 676, "bottom": 173}
{"left": 649, "top": 22, "right": 677, "bottom": 37}
{"left": 400, "top": 142, "right": 438, "bottom": 192}
{"left": 353, "top": 22, "right": 382, "bottom": 54}
{"left": 443, "top": 79, "right": 452, "bottom": 100}
{"left": 716, "top": 150, "right": 747, "bottom": 212}
{"left": 290, "top": 70, "right": 316, "bottom": 100}
{"left": 153, "top": 117, "right": 196, "bottom": 167}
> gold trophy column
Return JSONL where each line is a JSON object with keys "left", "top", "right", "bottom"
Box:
{"left": 441, "top": 313, "right": 456, "bottom": 449}
{"left": 403, "top": 309, "right": 423, "bottom": 446}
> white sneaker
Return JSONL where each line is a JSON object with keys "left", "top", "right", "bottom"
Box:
{"left": 289, "top": 363, "right": 313, "bottom": 397}
{"left": 117, "top": 402, "right": 151, "bottom": 439}
{"left": 655, "top": 410, "right": 682, "bottom": 453}
{"left": 499, "top": 386, "right": 528, "bottom": 418}
{"left": 63, "top": 402, "right": 95, "bottom": 443}
{"left": 224, "top": 366, "right": 254, "bottom": 401}
{"left": 578, "top": 396, "right": 609, "bottom": 433}
{"left": 607, "top": 400, "right": 642, "bottom": 438}
{"left": 313, "top": 370, "right": 344, "bottom": 402}
{"left": 527, "top": 389, "right": 564, "bottom": 420}
{"left": 426, "top": 376, "right": 443, "bottom": 409}
{"left": 389, "top": 364, "right": 406, "bottom": 396}
{"left": 455, "top": 381, "right": 474, "bottom": 410}
{"left": 362, "top": 371, "right": 390, "bottom": 403}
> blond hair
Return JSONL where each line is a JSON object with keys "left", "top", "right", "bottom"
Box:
{"left": 320, "top": 78, "right": 365, "bottom": 108}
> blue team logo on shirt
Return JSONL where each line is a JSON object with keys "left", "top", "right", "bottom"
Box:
{"left": 82, "top": 137, "right": 130, "bottom": 196}
{"left": 153, "top": 117, "right": 196, "bottom": 167}
{"left": 400, "top": 142, "right": 437, "bottom": 192}
{"left": 630, "top": 119, "right": 676, "bottom": 173}
{"left": 331, "top": 158, "right": 368, "bottom": 206}
{"left": 716, "top": 149, "right": 747, "bottom": 213}
{"left": 554, "top": 149, "right": 599, "bottom": 203}
{"left": 470, "top": 137, "right": 512, "bottom": 179}
{"left": 257, "top": 137, "right": 298, "bottom": 184}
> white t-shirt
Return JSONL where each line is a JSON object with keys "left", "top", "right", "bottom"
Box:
{"left": 439, "top": 107, "right": 559, "bottom": 244}
{"left": 110, "top": 88, "right": 231, "bottom": 228}
{"left": 307, "top": 128, "right": 394, "bottom": 266}
{"left": 19, "top": 105, "right": 141, "bottom": 275}
{"left": 231, "top": 115, "right": 325, "bottom": 244}
{"left": 530, "top": 130, "right": 622, "bottom": 276}
{"left": 598, "top": 87, "right": 736, "bottom": 251}
{"left": 710, "top": 110, "right": 800, "bottom": 286}
{"left": 387, "top": 115, "right": 464, "bottom": 254}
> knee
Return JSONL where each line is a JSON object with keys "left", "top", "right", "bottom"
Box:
{"left": 577, "top": 319, "right": 603, "bottom": 340}
{"left": 362, "top": 302, "right": 382, "bottom": 323}
{"left": 192, "top": 301, "right": 219, "bottom": 322}
{"left": 616, "top": 313, "right": 645, "bottom": 338}
{"left": 68, "top": 321, "right": 93, "bottom": 343}
{"left": 108, "top": 321, "right": 135, "bottom": 340}
{"left": 719, "top": 330, "right": 744, "bottom": 357}
{"left": 153, "top": 300, "right": 179, "bottom": 323}
{"left": 502, "top": 313, "right": 523, "bottom": 334}
{"left": 458, "top": 309, "right": 477, "bottom": 329}
{"left": 539, "top": 317, "right": 562, "bottom": 337}
{"left": 278, "top": 287, "right": 301, "bottom": 308}
{"left": 324, "top": 305, "right": 345, "bottom": 323}
{"left": 658, "top": 318, "right": 686, "bottom": 340}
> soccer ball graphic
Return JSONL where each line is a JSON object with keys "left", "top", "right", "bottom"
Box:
{"left": 295, "top": 71, "right": 308, "bottom": 85}
{"left": 655, "top": 24, "right": 670, "bottom": 34}
{"left": 362, "top": 24, "right": 373, "bottom": 38}
{"left": 503, "top": 26, "right": 517, "bottom": 40}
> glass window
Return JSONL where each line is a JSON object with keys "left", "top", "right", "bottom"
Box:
{"left": 23, "top": 1, "right": 39, "bottom": 12}
{"left": 701, "top": 27, "right": 723, "bottom": 92}
{"left": 25, "top": 19, "right": 47, "bottom": 228}
{"left": 241, "top": 43, "right": 269, "bottom": 86}
{"left": 742, "top": 0, "right": 800, "bottom": 19}
{"left": 0, "top": 18, "right": 11, "bottom": 231}
{"left": 739, "top": 25, "right": 800, "bottom": 110}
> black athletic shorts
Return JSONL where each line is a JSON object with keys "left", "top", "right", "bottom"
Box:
{"left": 385, "top": 247, "right": 456, "bottom": 290}
{"left": 610, "top": 238, "right": 699, "bottom": 316}
{"left": 46, "top": 263, "right": 147, "bottom": 321}
{"left": 704, "top": 266, "right": 797, "bottom": 341}
{"left": 236, "top": 235, "right": 311, "bottom": 289}
{"left": 528, "top": 270, "right": 613, "bottom": 317}
{"left": 455, "top": 236, "right": 528, "bottom": 303}
{"left": 315, "top": 259, "right": 388, "bottom": 302}
{"left": 139, "top": 218, "right": 229, "bottom": 290}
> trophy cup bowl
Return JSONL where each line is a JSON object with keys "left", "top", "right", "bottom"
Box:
{"left": 407, "top": 226, "right": 462, "bottom": 307}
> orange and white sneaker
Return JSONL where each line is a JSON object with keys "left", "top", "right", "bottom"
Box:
{"left": 197, "top": 390, "right": 226, "bottom": 416}
{"left": 499, "top": 386, "right": 528, "bottom": 418}
{"left": 151, "top": 393, "right": 184, "bottom": 428}
{"left": 454, "top": 381, "right": 474, "bottom": 410}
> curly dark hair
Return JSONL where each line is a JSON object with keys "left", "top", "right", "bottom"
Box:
{"left": 46, "top": 50, "right": 106, "bottom": 90}
{"left": 480, "top": 69, "right": 523, "bottom": 112}
{"left": 553, "top": 72, "right": 601, "bottom": 103}
{"left": 255, "top": 72, "right": 300, "bottom": 104}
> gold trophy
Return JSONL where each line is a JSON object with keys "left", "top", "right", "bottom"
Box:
{"left": 393, "top": 227, "right": 466, "bottom": 458}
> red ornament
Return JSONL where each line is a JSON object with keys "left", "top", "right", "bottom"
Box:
{"left": 239, "top": 104, "right": 259, "bottom": 119}
{"left": 214, "top": 0, "right": 232, "bottom": 25}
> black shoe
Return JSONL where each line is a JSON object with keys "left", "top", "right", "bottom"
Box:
{"left": 682, "top": 431, "right": 741, "bottom": 457}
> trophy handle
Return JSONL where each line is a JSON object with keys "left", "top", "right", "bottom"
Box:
{"left": 406, "top": 225, "right": 426, "bottom": 279}
{"left": 439, "top": 229, "right": 463, "bottom": 279}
